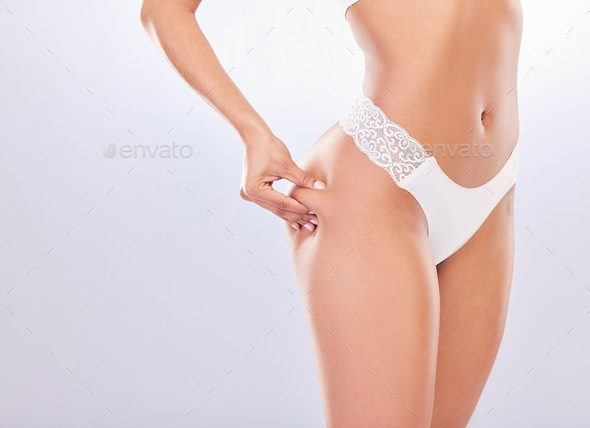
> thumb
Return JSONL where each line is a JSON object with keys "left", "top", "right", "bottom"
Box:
{"left": 283, "top": 160, "right": 326, "bottom": 190}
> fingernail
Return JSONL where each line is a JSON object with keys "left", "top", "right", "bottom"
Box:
{"left": 309, "top": 219, "right": 318, "bottom": 225}
{"left": 313, "top": 180, "right": 326, "bottom": 189}
{"left": 304, "top": 223, "right": 314, "bottom": 231}
{"left": 308, "top": 210, "right": 316, "bottom": 215}
{"left": 290, "top": 223, "right": 299, "bottom": 230}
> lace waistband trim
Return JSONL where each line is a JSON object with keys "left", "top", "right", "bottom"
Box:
{"left": 339, "top": 95, "right": 432, "bottom": 186}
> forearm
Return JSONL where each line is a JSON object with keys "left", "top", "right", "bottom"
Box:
{"left": 140, "top": 2, "right": 271, "bottom": 143}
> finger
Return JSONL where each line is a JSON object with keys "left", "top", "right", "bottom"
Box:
{"left": 254, "top": 198, "right": 318, "bottom": 230}
{"left": 282, "top": 160, "right": 326, "bottom": 190}
{"left": 251, "top": 186, "right": 316, "bottom": 218}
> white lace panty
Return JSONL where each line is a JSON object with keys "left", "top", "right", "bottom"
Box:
{"left": 339, "top": 95, "right": 519, "bottom": 265}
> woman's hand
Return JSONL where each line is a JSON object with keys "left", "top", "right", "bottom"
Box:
{"left": 140, "top": 2, "right": 320, "bottom": 230}
{"left": 240, "top": 132, "right": 324, "bottom": 232}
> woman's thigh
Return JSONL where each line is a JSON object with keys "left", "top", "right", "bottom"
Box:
{"left": 285, "top": 124, "right": 440, "bottom": 427}
{"left": 431, "top": 185, "right": 517, "bottom": 427}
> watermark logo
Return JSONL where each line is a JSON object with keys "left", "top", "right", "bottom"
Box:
{"left": 420, "top": 143, "right": 494, "bottom": 158}
{"left": 103, "top": 142, "right": 194, "bottom": 159}
{"left": 103, "top": 143, "right": 118, "bottom": 158}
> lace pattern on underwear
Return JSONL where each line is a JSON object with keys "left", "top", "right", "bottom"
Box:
{"left": 339, "top": 96, "right": 432, "bottom": 186}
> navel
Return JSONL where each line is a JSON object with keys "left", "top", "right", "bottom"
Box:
{"left": 480, "top": 105, "right": 495, "bottom": 127}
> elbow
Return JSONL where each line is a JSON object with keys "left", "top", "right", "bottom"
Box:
{"left": 140, "top": 0, "right": 202, "bottom": 28}
{"left": 139, "top": 2, "right": 155, "bottom": 30}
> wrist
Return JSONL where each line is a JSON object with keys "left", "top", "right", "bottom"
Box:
{"left": 237, "top": 119, "right": 273, "bottom": 147}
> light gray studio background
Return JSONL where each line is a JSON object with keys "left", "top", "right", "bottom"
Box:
{"left": 1, "top": 0, "right": 589, "bottom": 427}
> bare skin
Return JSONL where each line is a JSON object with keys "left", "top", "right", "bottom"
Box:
{"left": 285, "top": 0, "right": 522, "bottom": 426}
{"left": 141, "top": 0, "right": 522, "bottom": 426}
{"left": 140, "top": 0, "right": 323, "bottom": 232}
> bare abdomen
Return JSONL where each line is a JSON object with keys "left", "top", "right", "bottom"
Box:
{"left": 342, "top": 0, "right": 523, "bottom": 188}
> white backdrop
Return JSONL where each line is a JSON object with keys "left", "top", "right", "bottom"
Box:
{"left": 1, "top": 0, "right": 589, "bottom": 427}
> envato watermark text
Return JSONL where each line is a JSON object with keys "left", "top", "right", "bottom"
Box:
{"left": 407, "top": 143, "right": 494, "bottom": 158}
{"left": 103, "top": 142, "right": 193, "bottom": 159}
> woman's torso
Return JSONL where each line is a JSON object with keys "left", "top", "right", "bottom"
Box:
{"left": 339, "top": 0, "right": 523, "bottom": 187}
